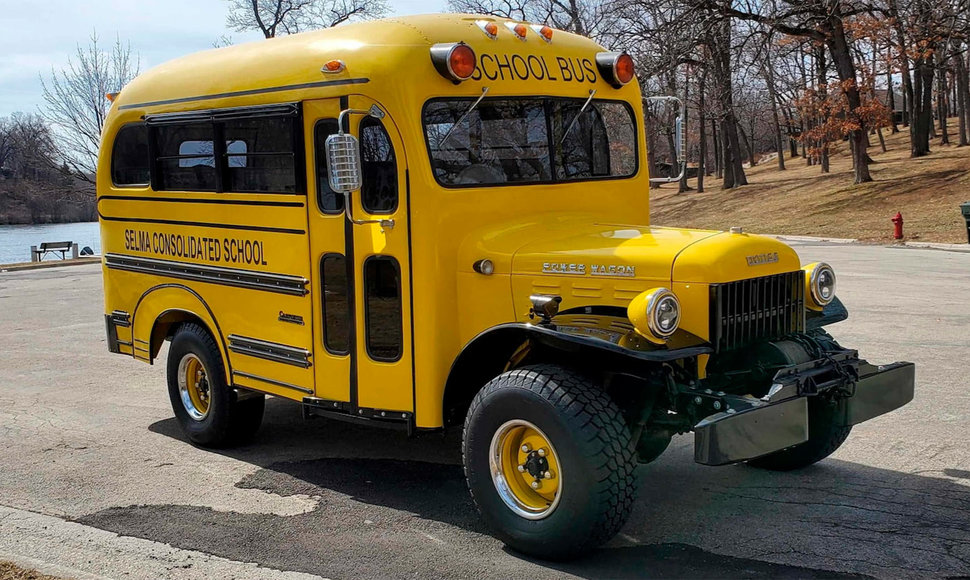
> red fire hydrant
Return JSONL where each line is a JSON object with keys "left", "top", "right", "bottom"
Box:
{"left": 892, "top": 212, "right": 904, "bottom": 240}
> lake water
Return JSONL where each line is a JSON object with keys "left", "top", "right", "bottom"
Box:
{"left": 0, "top": 222, "right": 101, "bottom": 264}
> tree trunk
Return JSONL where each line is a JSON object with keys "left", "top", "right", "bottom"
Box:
{"left": 738, "top": 121, "right": 756, "bottom": 167}
{"left": 887, "top": 48, "right": 899, "bottom": 133}
{"left": 938, "top": 55, "right": 948, "bottom": 145}
{"left": 698, "top": 68, "right": 707, "bottom": 192}
{"left": 711, "top": 117, "right": 721, "bottom": 178}
{"left": 763, "top": 36, "right": 786, "bottom": 170}
{"left": 912, "top": 56, "right": 934, "bottom": 156}
{"left": 711, "top": 16, "right": 746, "bottom": 188}
{"left": 825, "top": 12, "right": 871, "bottom": 182}
{"left": 954, "top": 46, "right": 969, "bottom": 146}
{"left": 816, "top": 46, "right": 829, "bottom": 173}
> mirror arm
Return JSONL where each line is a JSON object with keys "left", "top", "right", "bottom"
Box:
{"left": 341, "top": 191, "right": 395, "bottom": 230}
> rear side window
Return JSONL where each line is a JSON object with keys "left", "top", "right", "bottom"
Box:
{"left": 154, "top": 123, "right": 218, "bottom": 191}
{"left": 360, "top": 117, "right": 397, "bottom": 214}
{"left": 321, "top": 254, "right": 350, "bottom": 354}
{"left": 111, "top": 124, "right": 150, "bottom": 186}
{"left": 364, "top": 256, "right": 402, "bottom": 361}
{"left": 223, "top": 117, "right": 297, "bottom": 193}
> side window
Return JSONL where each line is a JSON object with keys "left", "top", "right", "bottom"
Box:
{"left": 314, "top": 119, "right": 343, "bottom": 213}
{"left": 155, "top": 123, "right": 218, "bottom": 191}
{"left": 364, "top": 256, "right": 402, "bottom": 362}
{"left": 321, "top": 254, "right": 350, "bottom": 354}
{"left": 111, "top": 124, "right": 150, "bottom": 186}
{"left": 223, "top": 117, "right": 297, "bottom": 193}
{"left": 359, "top": 117, "right": 397, "bottom": 214}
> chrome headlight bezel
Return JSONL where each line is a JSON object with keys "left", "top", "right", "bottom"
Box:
{"left": 807, "top": 262, "right": 836, "bottom": 307}
{"left": 646, "top": 288, "right": 681, "bottom": 339}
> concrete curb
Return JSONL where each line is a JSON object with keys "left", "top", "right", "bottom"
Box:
{"left": 0, "top": 257, "right": 100, "bottom": 272}
{"left": 0, "top": 505, "right": 325, "bottom": 580}
{"left": 766, "top": 234, "right": 859, "bottom": 244}
{"left": 901, "top": 241, "right": 970, "bottom": 253}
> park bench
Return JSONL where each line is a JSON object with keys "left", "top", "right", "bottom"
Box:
{"left": 32, "top": 241, "right": 75, "bottom": 261}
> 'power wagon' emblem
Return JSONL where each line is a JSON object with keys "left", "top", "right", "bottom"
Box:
{"left": 541, "top": 263, "right": 636, "bottom": 277}
{"left": 746, "top": 252, "right": 779, "bottom": 266}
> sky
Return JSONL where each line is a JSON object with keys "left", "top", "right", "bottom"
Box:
{"left": 0, "top": 0, "right": 446, "bottom": 117}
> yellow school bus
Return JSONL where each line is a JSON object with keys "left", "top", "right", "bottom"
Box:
{"left": 98, "top": 14, "right": 914, "bottom": 559}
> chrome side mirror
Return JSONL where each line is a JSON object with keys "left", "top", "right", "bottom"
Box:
{"left": 645, "top": 95, "right": 687, "bottom": 184}
{"left": 325, "top": 132, "right": 362, "bottom": 194}
{"left": 327, "top": 105, "right": 394, "bottom": 230}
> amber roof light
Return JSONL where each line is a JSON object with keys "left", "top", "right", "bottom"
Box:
{"left": 430, "top": 42, "right": 477, "bottom": 82}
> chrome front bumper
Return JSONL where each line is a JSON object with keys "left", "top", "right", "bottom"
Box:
{"left": 693, "top": 359, "right": 915, "bottom": 466}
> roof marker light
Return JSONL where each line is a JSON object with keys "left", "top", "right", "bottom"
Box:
{"left": 321, "top": 60, "right": 346, "bottom": 73}
{"left": 430, "top": 42, "right": 477, "bottom": 83}
{"left": 476, "top": 20, "right": 499, "bottom": 39}
{"left": 531, "top": 24, "right": 553, "bottom": 42}
{"left": 506, "top": 22, "right": 528, "bottom": 40}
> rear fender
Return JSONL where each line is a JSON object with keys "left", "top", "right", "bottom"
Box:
{"left": 131, "top": 284, "right": 228, "bottom": 373}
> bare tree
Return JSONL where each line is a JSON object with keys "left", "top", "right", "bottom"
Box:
{"left": 227, "top": 0, "right": 389, "bottom": 38}
{"left": 40, "top": 33, "right": 139, "bottom": 182}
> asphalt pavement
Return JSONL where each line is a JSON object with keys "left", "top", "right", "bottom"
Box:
{"left": 0, "top": 243, "right": 968, "bottom": 579}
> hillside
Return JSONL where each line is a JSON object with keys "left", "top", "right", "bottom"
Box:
{"left": 650, "top": 121, "right": 970, "bottom": 244}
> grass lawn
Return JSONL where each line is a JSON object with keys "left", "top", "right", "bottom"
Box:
{"left": 650, "top": 120, "right": 970, "bottom": 244}
{"left": 0, "top": 562, "right": 62, "bottom": 580}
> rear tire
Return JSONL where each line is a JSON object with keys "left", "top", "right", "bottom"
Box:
{"left": 166, "top": 323, "right": 264, "bottom": 447}
{"left": 747, "top": 398, "right": 851, "bottom": 471}
{"left": 462, "top": 364, "right": 638, "bottom": 560}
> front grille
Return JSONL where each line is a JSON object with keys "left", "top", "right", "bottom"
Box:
{"left": 710, "top": 271, "right": 805, "bottom": 351}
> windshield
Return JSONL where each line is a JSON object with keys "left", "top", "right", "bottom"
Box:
{"left": 422, "top": 97, "right": 637, "bottom": 187}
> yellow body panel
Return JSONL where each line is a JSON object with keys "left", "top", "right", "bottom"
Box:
{"left": 99, "top": 14, "right": 808, "bottom": 429}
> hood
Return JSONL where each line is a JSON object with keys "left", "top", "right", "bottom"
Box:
{"left": 507, "top": 222, "right": 800, "bottom": 284}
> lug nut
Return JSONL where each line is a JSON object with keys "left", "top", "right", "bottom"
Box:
{"left": 521, "top": 444, "right": 531, "bottom": 453}
{"left": 537, "top": 448, "right": 546, "bottom": 457}
{"left": 531, "top": 481, "right": 540, "bottom": 489}
{"left": 517, "top": 464, "right": 525, "bottom": 472}
{"left": 713, "top": 401, "right": 722, "bottom": 410}
{"left": 544, "top": 471, "right": 552, "bottom": 479}
{"left": 694, "top": 396, "right": 703, "bottom": 405}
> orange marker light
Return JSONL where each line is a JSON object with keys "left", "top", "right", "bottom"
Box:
{"left": 105, "top": 92, "right": 118, "bottom": 102}
{"left": 513, "top": 23, "right": 528, "bottom": 39}
{"left": 321, "top": 59, "right": 346, "bottom": 73}
{"left": 537, "top": 25, "right": 553, "bottom": 41}
{"left": 485, "top": 22, "right": 498, "bottom": 37}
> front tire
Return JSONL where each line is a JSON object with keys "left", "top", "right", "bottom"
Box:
{"left": 166, "top": 323, "right": 264, "bottom": 447}
{"left": 746, "top": 397, "right": 852, "bottom": 471}
{"left": 462, "top": 364, "right": 637, "bottom": 560}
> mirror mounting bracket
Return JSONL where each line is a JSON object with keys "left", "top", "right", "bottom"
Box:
{"left": 327, "top": 105, "right": 395, "bottom": 230}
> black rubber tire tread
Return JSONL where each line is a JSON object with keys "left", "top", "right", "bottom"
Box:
{"left": 747, "top": 399, "right": 852, "bottom": 471}
{"left": 166, "top": 323, "right": 264, "bottom": 448}
{"left": 462, "top": 364, "right": 638, "bottom": 560}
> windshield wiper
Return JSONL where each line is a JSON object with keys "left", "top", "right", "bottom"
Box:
{"left": 439, "top": 87, "right": 489, "bottom": 148}
{"left": 559, "top": 89, "right": 596, "bottom": 145}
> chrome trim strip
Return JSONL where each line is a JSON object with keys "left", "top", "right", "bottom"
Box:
{"left": 228, "top": 334, "right": 311, "bottom": 368}
{"left": 104, "top": 253, "right": 308, "bottom": 296}
{"left": 232, "top": 370, "right": 313, "bottom": 395}
{"left": 119, "top": 77, "right": 370, "bottom": 110}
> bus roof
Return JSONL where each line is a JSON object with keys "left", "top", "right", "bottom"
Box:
{"left": 113, "top": 14, "right": 609, "bottom": 114}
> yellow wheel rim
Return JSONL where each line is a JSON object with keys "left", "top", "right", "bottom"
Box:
{"left": 177, "top": 353, "right": 211, "bottom": 421}
{"left": 489, "top": 419, "right": 562, "bottom": 519}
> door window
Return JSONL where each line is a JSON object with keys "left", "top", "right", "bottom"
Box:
{"left": 314, "top": 119, "right": 344, "bottom": 213}
{"left": 359, "top": 117, "right": 398, "bottom": 214}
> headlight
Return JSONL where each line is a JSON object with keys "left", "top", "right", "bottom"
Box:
{"left": 628, "top": 288, "right": 680, "bottom": 342}
{"left": 804, "top": 262, "right": 836, "bottom": 307}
